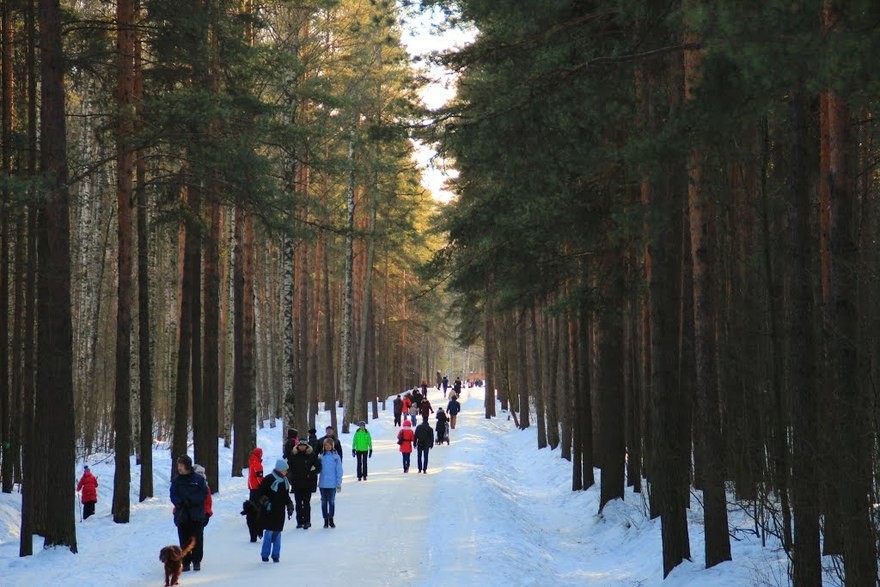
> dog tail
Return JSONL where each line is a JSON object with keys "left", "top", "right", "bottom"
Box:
{"left": 180, "top": 537, "right": 197, "bottom": 558}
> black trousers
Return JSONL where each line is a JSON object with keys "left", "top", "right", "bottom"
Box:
{"left": 293, "top": 488, "right": 312, "bottom": 526}
{"left": 177, "top": 520, "right": 204, "bottom": 564}
{"left": 393, "top": 412, "right": 402, "bottom": 426}
{"left": 417, "top": 448, "right": 430, "bottom": 472}
{"left": 356, "top": 451, "right": 369, "bottom": 479}
{"left": 82, "top": 501, "right": 96, "bottom": 519}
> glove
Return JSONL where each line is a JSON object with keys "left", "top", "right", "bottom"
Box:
{"left": 368, "top": 450, "right": 372, "bottom": 458}
{"left": 352, "top": 450, "right": 356, "bottom": 458}
{"left": 336, "top": 485, "right": 342, "bottom": 493}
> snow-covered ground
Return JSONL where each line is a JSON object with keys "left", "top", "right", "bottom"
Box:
{"left": 0, "top": 384, "right": 793, "bottom": 586}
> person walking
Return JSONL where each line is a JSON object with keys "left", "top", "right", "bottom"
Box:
{"left": 397, "top": 420, "right": 415, "bottom": 473}
{"left": 352, "top": 421, "right": 373, "bottom": 481}
{"left": 319, "top": 439, "right": 344, "bottom": 528}
{"left": 307, "top": 428, "right": 321, "bottom": 454}
{"left": 435, "top": 408, "right": 450, "bottom": 445}
{"left": 446, "top": 394, "right": 461, "bottom": 429}
{"left": 414, "top": 418, "right": 434, "bottom": 474}
{"left": 392, "top": 395, "right": 403, "bottom": 427}
{"left": 418, "top": 395, "right": 434, "bottom": 422}
{"left": 402, "top": 394, "right": 413, "bottom": 424}
{"left": 411, "top": 387, "right": 423, "bottom": 408}
{"left": 436, "top": 370, "right": 442, "bottom": 390}
{"left": 441, "top": 375, "right": 449, "bottom": 397}
{"left": 247, "top": 447, "right": 264, "bottom": 502}
{"left": 76, "top": 465, "right": 98, "bottom": 520}
{"left": 318, "top": 426, "right": 344, "bottom": 459}
{"left": 453, "top": 376, "right": 462, "bottom": 396}
{"left": 257, "top": 459, "right": 294, "bottom": 562}
{"left": 288, "top": 439, "right": 321, "bottom": 529}
{"left": 170, "top": 455, "right": 208, "bottom": 572}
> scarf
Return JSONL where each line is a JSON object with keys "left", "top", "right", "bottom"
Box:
{"left": 270, "top": 471, "right": 290, "bottom": 494}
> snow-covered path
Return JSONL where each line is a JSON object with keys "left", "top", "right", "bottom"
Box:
{"left": 0, "top": 384, "right": 789, "bottom": 586}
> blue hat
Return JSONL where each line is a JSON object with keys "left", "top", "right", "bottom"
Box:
{"left": 275, "top": 458, "right": 289, "bottom": 472}
{"left": 83, "top": 465, "right": 90, "bottom": 472}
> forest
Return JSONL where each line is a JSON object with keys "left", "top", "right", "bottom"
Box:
{"left": 0, "top": 0, "right": 879, "bottom": 585}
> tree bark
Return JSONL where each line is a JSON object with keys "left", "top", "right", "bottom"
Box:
{"left": 232, "top": 207, "right": 256, "bottom": 476}
{"left": 36, "top": 0, "right": 77, "bottom": 550}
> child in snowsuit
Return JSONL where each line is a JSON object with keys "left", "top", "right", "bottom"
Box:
{"left": 258, "top": 459, "right": 294, "bottom": 562}
{"left": 76, "top": 466, "right": 98, "bottom": 519}
{"left": 248, "top": 447, "right": 264, "bottom": 502}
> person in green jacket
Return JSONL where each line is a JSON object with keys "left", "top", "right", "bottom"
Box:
{"left": 352, "top": 421, "right": 373, "bottom": 481}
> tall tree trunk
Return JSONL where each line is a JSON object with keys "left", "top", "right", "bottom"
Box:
{"left": 530, "top": 306, "right": 547, "bottom": 448}
{"left": 354, "top": 204, "right": 377, "bottom": 425}
{"left": 0, "top": 0, "right": 14, "bottom": 494}
{"left": 684, "top": 29, "right": 730, "bottom": 567}
{"left": 19, "top": 0, "right": 38, "bottom": 552}
{"left": 283, "top": 235, "right": 296, "bottom": 432}
{"left": 787, "top": 85, "right": 822, "bottom": 587}
{"left": 825, "top": 84, "right": 877, "bottom": 587}
{"left": 173, "top": 207, "right": 194, "bottom": 473}
{"left": 598, "top": 255, "right": 625, "bottom": 511}
{"left": 36, "top": 0, "right": 77, "bottom": 550}
{"left": 577, "top": 295, "right": 594, "bottom": 489}
{"left": 484, "top": 310, "right": 496, "bottom": 418}
{"left": 341, "top": 125, "right": 356, "bottom": 433}
{"left": 134, "top": 20, "right": 153, "bottom": 503}
{"left": 202, "top": 198, "right": 221, "bottom": 492}
{"left": 232, "top": 208, "right": 256, "bottom": 476}
{"left": 112, "top": 0, "right": 135, "bottom": 523}
{"left": 516, "top": 314, "right": 530, "bottom": 429}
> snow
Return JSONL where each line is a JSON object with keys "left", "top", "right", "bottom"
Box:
{"left": 0, "top": 384, "right": 793, "bottom": 586}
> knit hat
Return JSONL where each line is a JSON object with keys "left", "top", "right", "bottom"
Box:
{"left": 177, "top": 455, "right": 193, "bottom": 470}
{"left": 297, "top": 438, "right": 310, "bottom": 446}
{"left": 194, "top": 464, "right": 206, "bottom": 478}
{"left": 287, "top": 429, "right": 298, "bottom": 440}
{"left": 403, "top": 420, "right": 411, "bottom": 427}
{"left": 358, "top": 421, "right": 366, "bottom": 428}
{"left": 275, "top": 458, "right": 289, "bottom": 472}
{"left": 308, "top": 428, "right": 317, "bottom": 435}
{"left": 83, "top": 465, "right": 90, "bottom": 472}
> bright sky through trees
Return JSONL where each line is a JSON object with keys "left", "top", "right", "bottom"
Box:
{"left": 399, "top": 3, "right": 475, "bottom": 204}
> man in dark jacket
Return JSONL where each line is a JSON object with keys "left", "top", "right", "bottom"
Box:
{"left": 414, "top": 418, "right": 434, "bottom": 474}
{"left": 446, "top": 395, "right": 461, "bottom": 429}
{"left": 318, "top": 426, "right": 343, "bottom": 459}
{"left": 307, "top": 428, "right": 321, "bottom": 454}
{"left": 282, "top": 428, "right": 299, "bottom": 460}
{"left": 170, "top": 455, "right": 208, "bottom": 572}
{"left": 287, "top": 439, "right": 321, "bottom": 529}
{"left": 392, "top": 395, "right": 403, "bottom": 427}
{"left": 453, "top": 376, "right": 462, "bottom": 396}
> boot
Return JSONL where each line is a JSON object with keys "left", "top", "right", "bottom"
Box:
{"left": 323, "top": 518, "right": 329, "bottom": 528}
{"left": 329, "top": 517, "right": 335, "bottom": 528}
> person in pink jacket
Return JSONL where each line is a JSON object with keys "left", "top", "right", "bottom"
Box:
{"left": 76, "top": 465, "right": 98, "bottom": 519}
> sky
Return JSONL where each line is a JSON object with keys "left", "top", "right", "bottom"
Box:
{"left": 398, "top": 3, "right": 476, "bottom": 204}
{"left": 0, "top": 380, "right": 809, "bottom": 586}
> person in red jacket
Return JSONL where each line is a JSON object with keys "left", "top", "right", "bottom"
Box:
{"left": 402, "top": 394, "right": 413, "bottom": 424}
{"left": 248, "top": 447, "right": 264, "bottom": 502}
{"left": 397, "top": 420, "right": 416, "bottom": 473}
{"left": 76, "top": 466, "right": 98, "bottom": 519}
{"left": 194, "top": 465, "right": 213, "bottom": 526}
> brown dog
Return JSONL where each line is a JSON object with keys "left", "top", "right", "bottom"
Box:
{"left": 159, "top": 537, "right": 196, "bottom": 586}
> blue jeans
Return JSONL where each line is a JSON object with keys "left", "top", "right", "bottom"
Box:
{"left": 417, "top": 448, "right": 429, "bottom": 472}
{"left": 320, "top": 488, "right": 337, "bottom": 519}
{"left": 402, "top": 452, "right": 411, "bottom": 472}
{"left": 261, "top": 529, "right": 282, "bottom": 560}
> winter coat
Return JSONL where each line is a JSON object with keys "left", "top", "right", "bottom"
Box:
{"left": 352, "top": 428, "right": 372, "bottom": 452}
{"left": 419, "top": 398, "right": 434, "bottom": 421}
{"left": 288, "top": 445, "right": 321, "bottom": 492}
{"left": 453, "top": 378, "right": 462, "bottom": 394}
{"left": 414, "top": 422, "right": 434, "bottom": 450}
{"left": 77, "top": 471, "right": 98, "bottom": 503}
{"left": 258, "top": 471, "right": 293, "bottom": 532}
{"left": 170, "top": 471, "right": 208, "bottom": 526}
{"left": 446, "top": 398, "right": 461, "bottom": 415}
{"left": 442, "top": 376, "right": 449, "bottom": 388}
{"left": 393, "top": 397, "right": 403, "bottom": 416}
{"left": 436, "top": 410, "right": 449, "bottom": 428}
{"left": 402, "top": 395, "right": 412, "bottom": 413}
{"left": 412, "top": 390, "right": 423, "bottom": 406}
{"left": 247, "top": 448, "right": 264, "bottom": 490}
{"left": 204, "top": 488, "right": 213, "bottom": 518}
{"left": 397, "top": 425, "right": 415, "bottom": 454}
{"left": 308, "top": 433, "right": 322, "bottom": 454}
{"left": 318, "top": 435, "right": 344, "bottom": 459}
{"left": 318, "top": 450, "right": 344, "bottom": 489}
